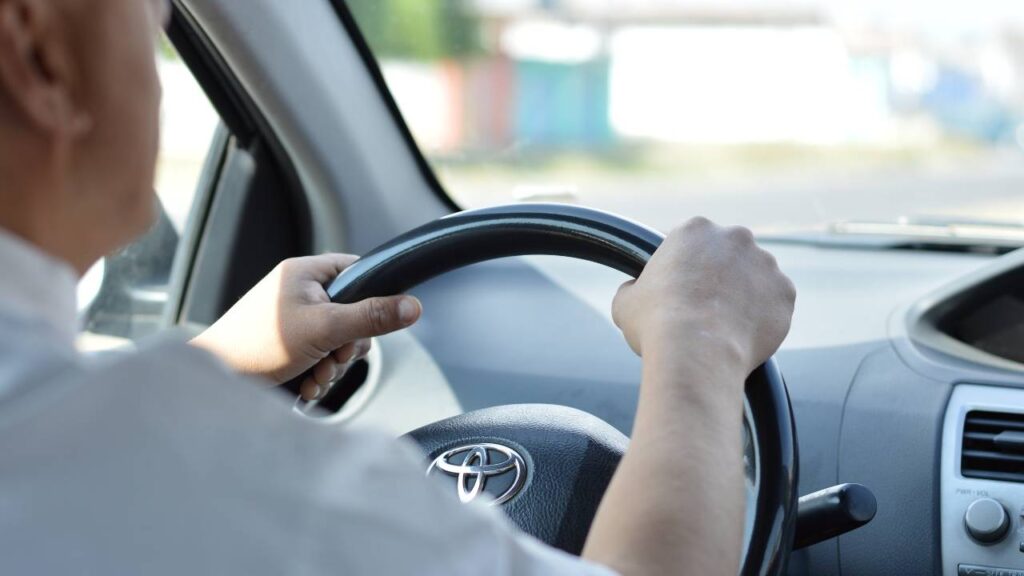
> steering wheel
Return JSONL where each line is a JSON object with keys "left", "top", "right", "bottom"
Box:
{"left": 323, "top": 204, "right": 798, "bottom": 575}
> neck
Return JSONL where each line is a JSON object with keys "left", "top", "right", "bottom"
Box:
{"left": 0, "top": 128, "right": 150, "bottom": 277}
{"left": 0, "top": 160, "right": 92, "bottom": 277}
{"left": 0, "top": 216, "right": 87, "bottom": 278}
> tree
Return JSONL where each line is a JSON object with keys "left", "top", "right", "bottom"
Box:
{"left": 347, "top": 0, "right": 481, "bottom": 60}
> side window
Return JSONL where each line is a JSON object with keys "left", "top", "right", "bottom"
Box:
{"left": 78, "top": 40, "right": 221, "bottom": 349}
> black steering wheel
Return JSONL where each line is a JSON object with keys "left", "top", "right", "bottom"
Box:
{"left": 323, "top": 204, "right": 798, "bottom": 575}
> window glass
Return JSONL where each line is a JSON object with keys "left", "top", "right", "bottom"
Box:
{"left": 347, "top": 0, "right": 1024, "bottom": 239}
{"left": 78, "top": 40, "right": 220, "bottom": 349}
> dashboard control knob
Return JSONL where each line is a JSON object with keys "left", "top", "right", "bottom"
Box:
{"left": 964, "top": 498, "right": 1010, "bottom": 544}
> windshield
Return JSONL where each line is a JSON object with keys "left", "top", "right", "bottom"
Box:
{"left": 345, "top": 0, "right": 1024, "bottom": 237}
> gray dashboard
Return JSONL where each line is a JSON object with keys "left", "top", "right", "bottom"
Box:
{"left": 347, "top": 241, "right": 1023, "bottom": 575}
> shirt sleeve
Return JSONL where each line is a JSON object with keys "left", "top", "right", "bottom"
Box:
{"left": 0, "top": 337, "right": 618, "bottom": 576}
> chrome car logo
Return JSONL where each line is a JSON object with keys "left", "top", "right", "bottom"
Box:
{"left": 427, "top": 443, "right": 526, "bottom": 505}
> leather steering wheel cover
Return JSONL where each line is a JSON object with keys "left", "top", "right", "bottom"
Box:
{"left": 325, "top": 203, "right": 662, "bottom": 304}
{"left": 330, "top": 203, "right": 798, "bottom": 575}
{"left": 744, "top": 357, "right": 799, "bottom": 575}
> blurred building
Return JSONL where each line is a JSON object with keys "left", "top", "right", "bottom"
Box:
{"left": 375, "top": 0, "right": 1024, "bottom": 154}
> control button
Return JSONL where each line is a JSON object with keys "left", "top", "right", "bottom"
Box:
{"left": 965, "top": 498, "right": 1010, "bottom": 544}
{"left": 959, "top": 565, "right": 1024, "bottom": 576}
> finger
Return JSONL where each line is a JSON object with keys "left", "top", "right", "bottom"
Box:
{"left": 332, "top": 338, "right": 371, "bottom": 363}
{"left": 299, "top": 377, "right": 322, "bottom": 401}
{"left": 354, "top": 338, "right": 372, "bottom": 360}
{"left": 289, "top": 253, "right": 361, "bottom": 285}
{"left": 301, "top": 357, "right": 343, "bottom": 401}
{"left": 312, "top": 357, "right": 339, "bottom": 388}
{"left": 318, "top": 253, "right": 360, "bottom": 277}
{"left": 331, "top": 341, "right": 359, "bottom": 364}
{"left": 322, "top": 295, "right": 421, "bottom": 345}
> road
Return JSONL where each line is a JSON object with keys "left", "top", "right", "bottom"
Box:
{"left": 443, "top": 150, "right": 1024, "bottom": 235}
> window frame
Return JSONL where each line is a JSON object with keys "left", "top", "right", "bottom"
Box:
{"left": 329, "top": 0, "right": 459, "bottom": 213}
{"left": 153, "top": 2, "right": 314, "bottom": 331}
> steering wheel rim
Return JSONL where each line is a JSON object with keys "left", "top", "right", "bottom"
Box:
{"left": 326, "top": 203, "right": 799, "bottom": 575}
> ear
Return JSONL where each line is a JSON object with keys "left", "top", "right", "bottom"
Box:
{"left": 0, "top": 0, "right": 91, "bottom": 138}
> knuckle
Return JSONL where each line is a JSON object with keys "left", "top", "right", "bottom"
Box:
{"left": 669, "top": 216, "right": 712, "bottom": 240}
{"left": 333, "top": 253, "right": 359, "bottom": 269}
{"left": 611, "top": 292, "right": 629, "bottom": 327}
{"left": 364, "top": 298, "right": 393, "bottom": 333}
{"left": 727, "top": 225, "right": 755, "bottom": 244}
{"left": 687, "top": 216, "right": 712, "bottom": 228}
{"left": 773, "top": 272, "right": 797, "bottom": 303}
{"left": 784, "top": 277, "right": 797, "bottom": 300}
{"left": 278, "top": 257, "right": 300, "bottom": 274}
{"left": 611, "top": 295, "right": 625, "bottom": 326}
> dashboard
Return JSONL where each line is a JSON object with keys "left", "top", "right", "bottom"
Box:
{"left": 339, "top": 240, "right": 1024, "bottom": 575}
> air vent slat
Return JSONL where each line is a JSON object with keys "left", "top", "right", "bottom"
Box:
{"left": 962, "top": 410, "right": 1024, "bottom": 483}
{"left": 963, "top": 431, "right": 998, "bottom": 442}
{"left": 994, "top": 431, "right": 1024, "bottom": 453}
{"left": 962, "top": 449, "right": 1024, "bottom": 464}
{"left": 965, "top": 415, "right": 1024, "bottom": 432}
{"left": 963, "top": 469, "right": 1024, "bottom": 483}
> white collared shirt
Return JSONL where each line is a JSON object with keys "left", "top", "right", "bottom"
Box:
{"left": 0, "top": 230, "right": 615, "bottom": 575}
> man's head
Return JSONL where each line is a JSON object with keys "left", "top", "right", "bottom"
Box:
{"left": 0, "top": 0, "right": 170, "bottom": 274}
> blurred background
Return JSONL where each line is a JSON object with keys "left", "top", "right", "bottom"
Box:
{"left": 345, "top": 0, "right": 1024, "bottom": 235}
{"left": 82, "top": 1, "right": 1024, "bottom": 344}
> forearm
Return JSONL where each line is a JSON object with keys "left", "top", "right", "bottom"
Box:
{"left": 583, "top": 337, "right": 747, "bottom": 576}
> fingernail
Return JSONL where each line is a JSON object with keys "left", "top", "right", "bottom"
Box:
{"left": 337, "top": 348, "right": 355, "bottom": 364}
{"left": 355, "top": 342, "right": 370, "bottom": 360}
{"left": 293, "top": 397, "right": 316, "bottom": 415}
{"left": 398, "top": 297, "right": 418, "bottom": 325}
{"left": 300, "top": 381, "right": 320, "bottom": 402}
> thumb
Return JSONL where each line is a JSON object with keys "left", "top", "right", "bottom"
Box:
{"left": 322, "top": 295, "right": 422, "bottom": 345}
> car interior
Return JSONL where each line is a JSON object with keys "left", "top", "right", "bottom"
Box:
{"left": 78, "top": 1, "right": 1024, "bottom": 574}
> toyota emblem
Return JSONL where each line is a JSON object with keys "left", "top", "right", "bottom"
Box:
{"left": 427, "top": 443, "right": 526, "bottom": 505}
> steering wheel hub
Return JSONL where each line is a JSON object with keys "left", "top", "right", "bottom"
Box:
{"left": 427, "top": 442, "right": 527, "bottom": 505}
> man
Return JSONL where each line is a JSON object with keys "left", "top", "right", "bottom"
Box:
{"left": 0, "top": 0, "right": 796, "bottom": 575}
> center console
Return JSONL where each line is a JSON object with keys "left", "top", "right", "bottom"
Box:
{"left": 942, "top": 385, "right": 1024, "bottom": 576}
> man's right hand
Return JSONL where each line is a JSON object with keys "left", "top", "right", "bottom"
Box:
{"left": 585, "top": 217, "right": 795, "bottom": 576}
{"left": 190, "top": 254, "right": 421, "bottom": 401}
{"left": 611, "top": 216, "right": 796, "bottom": 375}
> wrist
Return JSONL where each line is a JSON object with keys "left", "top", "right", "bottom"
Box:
{"left": 637, "top": 322, "right": 748, "bottom": 407}
{"left": 642, "top": 316, "right": 747, "bottom": 371}
{"left": 190, "top": 329, "right": 240, "bottom": 371}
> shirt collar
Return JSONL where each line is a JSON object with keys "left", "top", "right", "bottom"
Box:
{"left": 0, "top": 227, "right": 79, "bottom": 348}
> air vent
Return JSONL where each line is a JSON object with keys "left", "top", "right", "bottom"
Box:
{"left": 318, "top": 359, "right": 370, "bottom": 414}
{"left": 962, "top": 410, "right": 1024, "bottom": 483}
